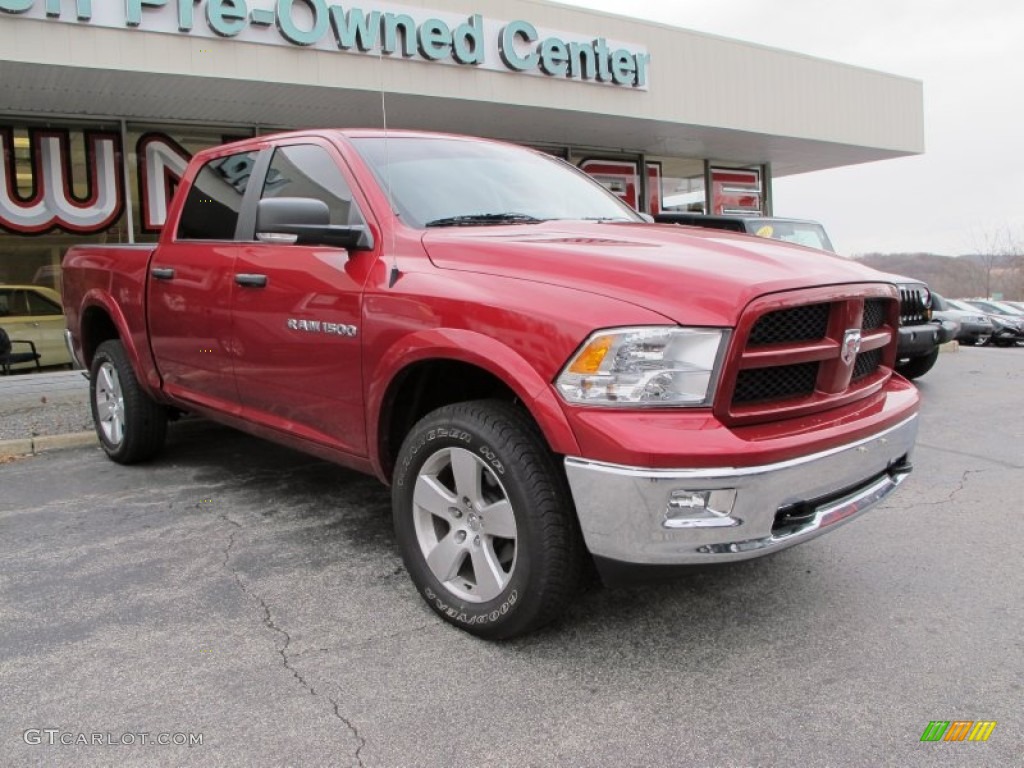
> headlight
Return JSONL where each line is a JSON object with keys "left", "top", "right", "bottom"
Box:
{"left": 555, "top": 327, "right": 727, "bottom": 406}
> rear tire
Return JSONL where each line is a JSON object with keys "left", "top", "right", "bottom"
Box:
{"left": 90, "top": 340, "right": 168, "bottom": 464}
{"left": 896, "top": 347, "right": 939, "bottom": 380}
{"left": 392, "top": 400, "right": 585, "bottom": 639}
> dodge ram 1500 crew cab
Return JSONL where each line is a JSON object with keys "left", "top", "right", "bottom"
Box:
{"left": 63, "top": 130, "right": 919, "bottom": 638}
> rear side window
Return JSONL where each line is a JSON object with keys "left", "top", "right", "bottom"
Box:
{"left": 261, "top": 144, "right": 363, "bottom": 226}
{"left": 177, "top": 151, "right": 258, "bottom": 240}
{"left": 23, "top": 290, "right": 61, "bottom": 316}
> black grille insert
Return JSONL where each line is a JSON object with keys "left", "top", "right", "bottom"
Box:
{"left": 862, "top": 299, "right": 887, "bottom": 330}
{"left": 733, "top": 363, "right": 819, "bottom": 404}
{"left": 748, "top": 303, "right": 830, "bottom": 346}
{"left": 852, "top": 348, "right": 882, "bottom": 381}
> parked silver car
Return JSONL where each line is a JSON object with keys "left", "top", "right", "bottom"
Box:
{"left": 931, "top": 293, "right": 992, "bottom": 346}
{"left": 948, "top": 298, "right": 1024, "bottom": 347}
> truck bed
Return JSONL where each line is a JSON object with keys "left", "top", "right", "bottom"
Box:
{"left": 62, "top": 244, "right": 159, "bottom": 390}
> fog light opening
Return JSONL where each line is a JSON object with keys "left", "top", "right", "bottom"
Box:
{"left": 663, "top": 489, "right": 739, "bottom": 529}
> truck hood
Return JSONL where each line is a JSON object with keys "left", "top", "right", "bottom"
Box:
{"left": 422, "top": 222, "right": 894, "bottom": 326}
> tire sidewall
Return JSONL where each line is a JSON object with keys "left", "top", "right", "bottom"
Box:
{"left": 90, "top": 343, "right": 128, "bottom": 460}
{"left": 89, "top": 339, "right": 167, "bottom": 463}
{"left": 896, "top": 347, "right": 939, "bottom": 379}
{"left": 393, "top": 409, "right": 547, "bottom": 637}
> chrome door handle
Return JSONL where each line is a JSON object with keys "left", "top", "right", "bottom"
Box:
{"left": 235, "top": 274, "right": 268, "bottom": 288}
{"left": 151, "top": 268, "right": 176, "bottom": 280}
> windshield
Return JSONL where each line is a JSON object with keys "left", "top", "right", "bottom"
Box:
{"left": 749, "top": 220, "right": 835, "bottom": 252}
{"left": 350, "top": 137, "right": 642, "bottom": 229}
{"left": 965, "top": 299, "right": 1023, "bottom": 316}
{"left": 947, "top": 299, "right": 980, "bottom": 313}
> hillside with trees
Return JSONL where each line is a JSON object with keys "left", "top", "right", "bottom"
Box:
{"left": 854, "top": 252, "right": 1024, "bottom": 300}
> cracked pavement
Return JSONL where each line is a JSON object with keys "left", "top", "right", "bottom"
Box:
{"left": 220, "top": 511, "right": 367, "bottom": 767}
{"left": 1, "top": 347, "right": 1022, "bottom": 767}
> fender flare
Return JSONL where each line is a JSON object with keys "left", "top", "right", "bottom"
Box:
{"left": 78, "top": 289, "right": 163, "bottom": 398}
{"left": 368, "top": 328, "right": 580, "bottom": 480}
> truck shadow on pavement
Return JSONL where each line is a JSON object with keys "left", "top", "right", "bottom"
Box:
{"left": 150, "top": 420, "right": 836, "bottom": 657}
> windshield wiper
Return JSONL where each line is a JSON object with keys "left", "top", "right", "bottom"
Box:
{"left": 425, "top": 213, "right": 544, "bottom": 227}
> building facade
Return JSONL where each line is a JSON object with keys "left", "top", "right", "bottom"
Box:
{"left": 0, "top": 0, "right": 924, "bottom": 294}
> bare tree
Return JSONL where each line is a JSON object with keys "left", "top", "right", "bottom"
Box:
{"left": 966, "top": 227, "right": 1019, "bottom": 298}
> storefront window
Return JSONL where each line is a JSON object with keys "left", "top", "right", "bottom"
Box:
{"left": 0, "top": 119, "right": 127, "bottom": 296}
{"left": 708, "top": 162, "right": 765, "bottom": 216}
{"left": 0, "top": 119, "right": 255, "bottom": 302}
{"left": 571, "top": 154, "right": 705, "bottom": 216}
{"left": 125, "top": 123, "right": 253, "bottom": 243}
{"left": 658, "top": 157, "right": 707, "bottom": 213}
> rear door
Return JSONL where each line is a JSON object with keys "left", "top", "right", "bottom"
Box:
{"left": 147, "top": 148, "right": 260, "bottom": 410}
{"left": 230, "top": 139, "right": 376, "bottom": 455}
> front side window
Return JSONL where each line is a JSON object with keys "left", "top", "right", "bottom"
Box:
{"left": 351, "top": 137, "right": 642, "bottom": 229}
{"left": 176, "top": 151, "right": 258, "bottom": 240}
{"left": 261, "top": 144, "right": 363, "bottom": 226}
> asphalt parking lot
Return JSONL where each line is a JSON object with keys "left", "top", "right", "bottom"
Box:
{"left": 1, "top": 346, "right": 1022, "bottom": 768}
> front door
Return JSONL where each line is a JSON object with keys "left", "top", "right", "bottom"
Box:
{"left": 230, "top": 141, "right": 376, "bottom": 456}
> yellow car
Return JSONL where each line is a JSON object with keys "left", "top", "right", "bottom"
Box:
{"left": 0, "top": 285, "right": 72, "bottom": 371}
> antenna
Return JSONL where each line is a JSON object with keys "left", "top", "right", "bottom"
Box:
{"left": 379, "top": 47, "right": 400, "bottom": 288}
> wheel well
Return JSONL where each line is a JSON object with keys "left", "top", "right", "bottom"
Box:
{"left": 380, "top": 360, "right": 520, "bottom": 479}
{"left": 80, "top": 306, "right": 119, "bottom": 368}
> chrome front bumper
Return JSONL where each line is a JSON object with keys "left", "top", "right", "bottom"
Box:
{"left": 564, "top": 415, "right": 918, "bottom": 565}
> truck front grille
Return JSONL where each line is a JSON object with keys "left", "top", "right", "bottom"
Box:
{"left": 899, "top": 287, "right": 930, "bottom": 325}
{"left": 717, "top": 286, "right": 899, "bottom": 425}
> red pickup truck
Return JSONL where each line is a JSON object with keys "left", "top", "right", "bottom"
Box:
{"left": 63, "top": 130, "right": 919, "bottom": 638}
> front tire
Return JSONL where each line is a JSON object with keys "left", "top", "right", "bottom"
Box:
{"left": 90, "top": 340, "right": 168, "bottom": 464}
{"left": 392, "top": 400, "right": 585, "bottom": 639}
{"left": 895, "top": 347, "right": 939, "bottom": 380}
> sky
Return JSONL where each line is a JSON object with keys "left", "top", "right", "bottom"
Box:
{"left": 557, "top": 0, "right": 1024, "bottom": 257}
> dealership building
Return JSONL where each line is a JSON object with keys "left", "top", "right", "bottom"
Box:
{"left": 0, "top": 0, "right": 924, "bottom": 292}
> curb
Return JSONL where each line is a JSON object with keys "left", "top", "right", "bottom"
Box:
{"left": 0, "top": 431, "right": 97, "bottom": 459}
{"left": 0, "top": 418, "right": 215, "bottom": 460}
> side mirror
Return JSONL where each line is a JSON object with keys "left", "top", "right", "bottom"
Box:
{"left": 255, "top": 197, "right": 374, "bottom": 251}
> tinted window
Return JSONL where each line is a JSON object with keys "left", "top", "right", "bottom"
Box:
{"left": 0, "top": 290, "right": 12, "bottom": 317}
{"left": 176, "top": 151, "right": 258, "bottom": 240}
{"left": 261, "top": 144, "right": 362, "bottom": 226}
